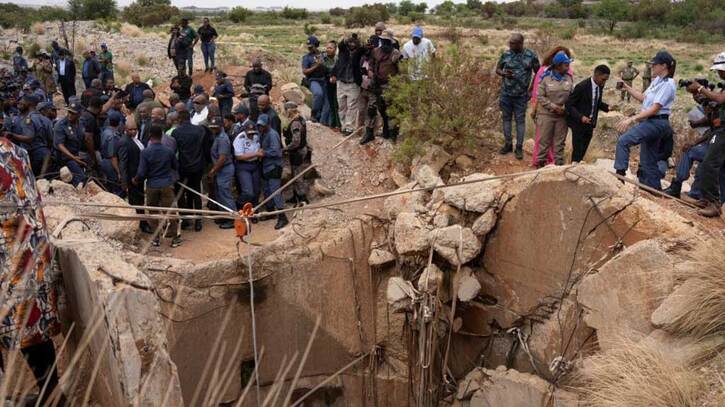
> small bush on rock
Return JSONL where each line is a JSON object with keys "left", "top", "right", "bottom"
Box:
{"left": 387, "top": 46, "right": 500, "bottom": 163}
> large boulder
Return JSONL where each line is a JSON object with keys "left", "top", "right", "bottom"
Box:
{"left": 443, "top": 173, "right": 500, "bottom": 213}
{"left": 368, "top": 249, "right": 396, "bottom": 267}
{"left": 89, "top": 190, "right": 137, "bottom": 242}
{"left": 471, "top": 209, "right": 497, "bottom": 237}
{"left": 457, "top": 367, "right": 579, "bottom": 407}
{"left": 384, "top": 182, "right": 428, "bottom": 220}
{"left": 394, "top": 212, "right": 430, "bottom": 255}
{"left": 417, "top": 263, "right": 444, "bottom": 293}
{"left": 411, "top": 144, "right": 452, "bottom": 175}
{"left": 431, "top": 225, "right": 481, "bottom": 265}
{"left": 578, "top": 239, "right": 677, "bottom": 351}
{"left": 413, "top": 164, "right": 444, "bottom": 189}
{"left": 280, "top": 82, "right": 306, "bottom": 105}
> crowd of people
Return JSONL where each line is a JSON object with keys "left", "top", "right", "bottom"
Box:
{"left": 495, "top": 33, "right": 725, "bottom": 218}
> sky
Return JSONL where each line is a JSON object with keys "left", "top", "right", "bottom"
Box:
{"left": 7, "top": 0, "right": 490, "bottom": 11}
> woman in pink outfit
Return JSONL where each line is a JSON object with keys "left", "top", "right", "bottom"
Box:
{"left": 530, "top": 46, "right": 573, "bottom": 166}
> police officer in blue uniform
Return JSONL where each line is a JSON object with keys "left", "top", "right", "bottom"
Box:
{"left": 7, "top": 95, "right": 51, "bottom": 177}
{"left": 233, "top": 120, "right": 261, "bottom": 212}
{"left": 53, "top": 102, "right": 87, "bottom": 185}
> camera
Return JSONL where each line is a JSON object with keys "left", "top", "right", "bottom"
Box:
{"left": 678, "top": 78, "right": 715, "bottom": 90}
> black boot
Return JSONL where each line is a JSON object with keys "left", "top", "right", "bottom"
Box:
{"left": 514, "top": 145, "right": 523, "bottom": 160}
{"left": 274, "top": 214, "right": 289, "bottom": 230}
{"left": 663, "top": 180, "right": 682, "bottom": 198}
{"left": 499, "top": 143, "right": 513, "bottom": 155}
{"left": 297, "top": 194, "right": 309, "bottom": 206}
{"left": 181, "top": 219, "right": 192, "bottom": 230}
{"left": 360, "top": 128, "right": 375, "bottom": 145}
{"left": 140, "top": 221, "right": 153, "bottom": 234}
{"left": 194, "top": 219, "right": 203, "bottom": 232}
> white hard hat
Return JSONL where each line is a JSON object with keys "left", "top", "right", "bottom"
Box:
{"left": 710, "top": 52, "right": 725, "bottom": 71}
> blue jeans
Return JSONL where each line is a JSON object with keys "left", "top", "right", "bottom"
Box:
{"left": 214, "top": 165, "right": 235, "bottom": 212}
{"left": 500, "top": 93, "right": 528, "bottom": 147}
{"left": 100, "top": 158, "right": 123, "bottom": 197}
{"left": 64, "top": 160, "right": 86, "bottom": 186}
{"left": 29, "top": 147, "right": 50, "bottom": 178}
{"left": 100, "top": 69, "right": 114, "bottom": 86}
{"left": 235, "top": 161, "right": 260, "bottom": 208}
{"left": 614, "top": 118, "right": 672, "bottom": 190}
{"left": 263, "top": 176, "right": 284, "bottom": 211}
{"left": 201, "top": 42, "right": 216, "bottom": 70}
{"left": 309, "top": 79, "right": 326, "bottom": 122}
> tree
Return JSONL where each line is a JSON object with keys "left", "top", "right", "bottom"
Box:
{"left": 415, "top": 3, "right": 428, "bottom": 13}
{"left": 466, "top": 0, "right": 483, "bottom": 12}
{"left": 435, "top": 0, "right": 456, "bottom": 15}
{"left": 68, "top": 0, "right": 117, "bottom": 19}
{"left": 122, "top": 0, "right": 179, "bottom": 26}
{"left": 594, "top": 0, "right": 630, "bottom": 33}
{"left": 481, "top": 1, "right": 497, "bottom": 18}
{"left": 399, "top": 0, "right": 415, "bottom": 16}
{"left": 228, "top": 6, "right": 249, "bottom": 23}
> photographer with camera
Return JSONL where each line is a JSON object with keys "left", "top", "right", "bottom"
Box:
{"left": 683, "top": 52, "right": 725, "bottom": 217}
{"left": 663, "top": 78, "right": 725, "bottom": 203}
{"left": 614, "top": 51, "right": 676, "bottom": 190}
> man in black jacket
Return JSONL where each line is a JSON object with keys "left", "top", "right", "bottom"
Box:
{"left": 172, "top": 109, "right": 206, "bottom": 231}
{"left": 244, "top": 58, "right": 273, "bottom": 95}
{"left": 565, "top": 65, "right": 611, "bottom": 163}
{"left": 56, "top": 50, "right": 76, "bottom": 105}
{"left": 117, "top": 117, "right": 152, "bottom": 233}
{"left": 332, "top": 35, "right": 364, "bottom": 136}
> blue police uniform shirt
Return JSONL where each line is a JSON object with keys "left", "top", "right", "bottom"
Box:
{"left": 302, "top": 52, "right": 326, "bottom": 80}
{"left": 642, "top": 76, "right": 676, "bottom": 115}
{"left": 53, "top": 117, "right": 83, "bottom": 158}
{"left": 211, "top": 131, "right": 234, "bottom": 169}
{"left": 136, "top": 142, "right": 177, "bottom": 189}
{"left": 260, "top": 128, "right": 283, "bottom": 173}
{"left": 100, "top": 127, "right": 121, "bottom": 159}
{"left": 28, "top": 112, "right": 49, "bottom": 151}
{"left": 11, "top": 113, "right": 35, "bottom": 151}
{"left": 233, "top": 132, "right": 260, "bottom": 161}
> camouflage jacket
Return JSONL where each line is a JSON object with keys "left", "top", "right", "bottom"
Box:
{"left": 497, "top": 48, "right": 540, "bottom": 97}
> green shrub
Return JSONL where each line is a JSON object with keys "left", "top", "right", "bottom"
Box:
{"left": 330, "top": 7, "right": 346, "bottom": 16}
{"left": 68, "top": 0, "right": 117, "bottom": 20}
{"left": 281, "top": 6, "right": 308, "bottom": 20}
{"left": 304, "top": 23, "right": 317, "bottom": 36}
{"left": 345, "top": 3, "right": 389, "bottom": 28}
{"left": 228, "top": 6, "right": 249, "bottom": 23}
{"left": 319, "top": 12, "right": 331, "bottom": 24}
{"left": 122, "top": 0, "right": 180, "bottom": 27}
{"left": 387, "top": 46, "right": 500, "bottom": 163}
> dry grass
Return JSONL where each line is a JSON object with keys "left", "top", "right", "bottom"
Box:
{"left": 120, "top": 23, "right": 143, "bottom": 38}
{"left": 31, "top": 22, "right": 45, "bottom": 35}
{"left": 115, "top": 60, "right": 131, "bottom": 78}
{"left": 578, "top": 337, "right": 705, "bottom": 407}
{"left": 136, "top": 54, "right": 149, "bottom": 67}
{"left": 657, "top": 238, "right": 725, "bottom": 340}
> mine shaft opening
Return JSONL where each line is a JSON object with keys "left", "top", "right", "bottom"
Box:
{"left": 150, "top": 166, "right": 661, "bottom": 406}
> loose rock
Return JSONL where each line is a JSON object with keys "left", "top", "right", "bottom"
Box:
{"left": 431, "top": 225, "right": 481, "bottom": 265}
{"left": 368, "top": 249, "right": 396, "bottom": 267}
{"left": 418, "top": 263, "right": 443, "bottom": 293}
{"left": 443, "top": 173, "right": 500, "bottom": 213}
{"left": 471, "top": 209, "right": 497, "bottom": 237}
{"left": 394, "top": 212, "right": 430, "bottom": 255}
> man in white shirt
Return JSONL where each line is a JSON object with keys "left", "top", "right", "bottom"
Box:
{"left": 401, "top": 27, "right": 436, "bottom": 81}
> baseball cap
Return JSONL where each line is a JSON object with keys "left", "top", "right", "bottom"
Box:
{"left": 307, "top": 35, "right": 319, "bottom": 47}
{"left": 193, "top": 84, "right": 205, "bottom": 93}
{"left": 67, "top": 101, "right": 83, "bottom": 114}
{"left": 257, "top": 114, "right": 270, "bottom": 126}
{"left": 21, "top": 94, "right": 39, "bottom": 104}
{"left": 412, "top": 27, "right": 423, "bottom": 39}
{"left": 284, "top": 101, "right": 298, "bottom": 110}
{"left": 208, "top": 116, "right": 223, "bottom": 128}
{"left": 651, "top": 50, "right": 674, "bottom": 66}
{"left": 37, "top": 101, "right": 55, "bottom": 111}
{"left": 710, "top": 52, "right": 725, "bottom": 72}
{"left": 233, "top": 104, "right": 250, "bottom": 115}
{"left": 100, "top": 43, "right": 107, "bottom": 48}
{"left": 250, "top": 83, "right": 266, "bottom": 95}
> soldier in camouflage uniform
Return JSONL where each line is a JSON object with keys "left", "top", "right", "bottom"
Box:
{"left": 618, "top": 61, "right": 639, "bottom": 102}
{"left": 642, "top": 62, "right": 652, "bottom": 92}
{"left": 496, "top": 33, "right": 541, "bottom": 159}
{"left": 283, "top": 101, "right": 311, "bottom": 206}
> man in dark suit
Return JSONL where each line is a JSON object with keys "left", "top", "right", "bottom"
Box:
{"left": 56, "top": 50, "right": 76, "bottom": 105}
{"left": 117, "top": 117, "right": 152, "bottom": 234}
{"left": 566, "top": 65, "right": 612, "bottom": 163}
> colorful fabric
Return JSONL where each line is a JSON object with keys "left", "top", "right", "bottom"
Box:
{"left": 0, "top": 138, "right": 60, "bottom": 350}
